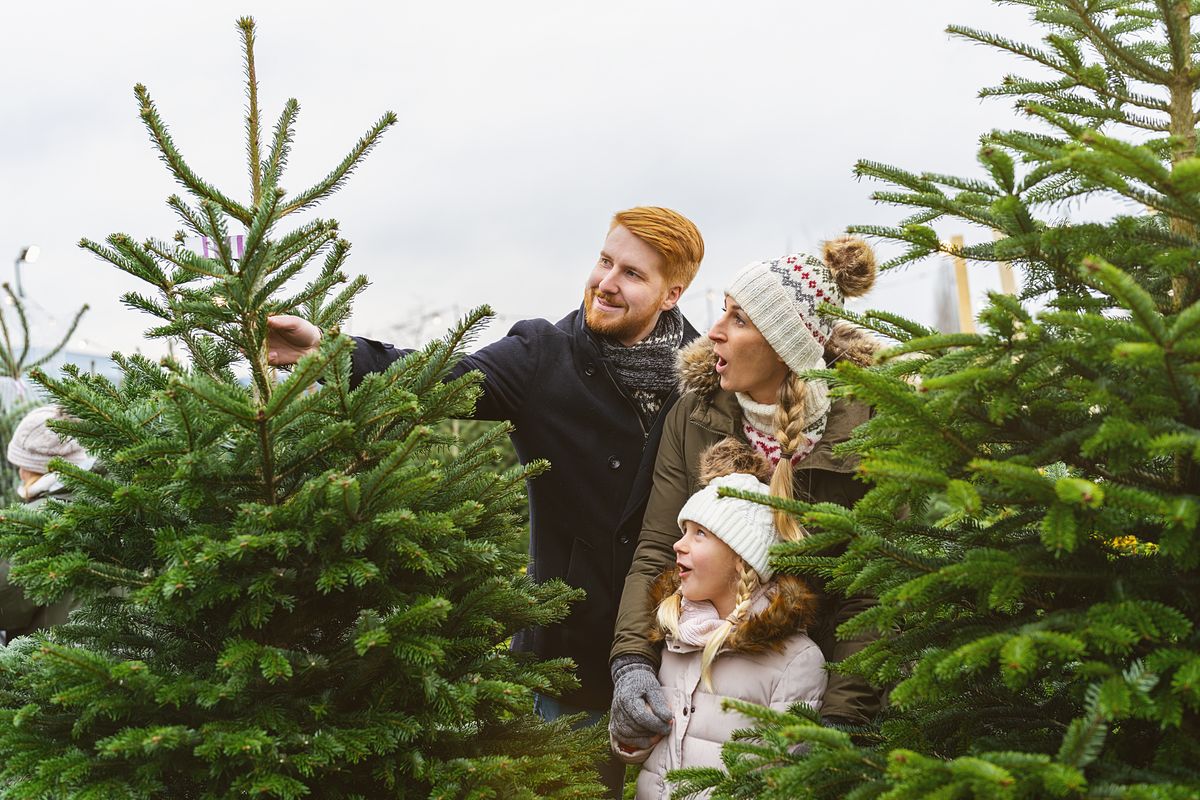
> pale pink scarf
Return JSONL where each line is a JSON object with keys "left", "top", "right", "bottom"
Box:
{"left": 673, "top": 587, "right": 771, "bottom": 648}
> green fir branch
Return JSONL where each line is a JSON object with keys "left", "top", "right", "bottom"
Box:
{"left": 279, "top": 112, "right": 398, "bottom": 216}
{"left": 237, "top": 17, "right": 263, "bottom": 205}
{"left": 261, "top": 98, "right": 299, "bottom": 192}
{"left": 133, "top": 84, "right": 253, "bottom": 225}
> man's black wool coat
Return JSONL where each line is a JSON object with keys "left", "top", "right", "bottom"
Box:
{"left": 350, "top": 306, "right": 699, "bottom": 710}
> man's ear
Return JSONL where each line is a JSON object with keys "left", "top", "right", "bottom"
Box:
{"left": 659, "top": 286, "right": 683, "bottom": 311}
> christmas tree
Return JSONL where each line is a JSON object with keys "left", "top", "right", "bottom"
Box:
{"left": 676, "top": 1, "right": 1200, "bottom": 797}
{"left": 0, "top": 18, "right": 604, "bottom": 799}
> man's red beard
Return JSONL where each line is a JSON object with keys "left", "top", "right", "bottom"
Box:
{"left": 584, "top": 287, "right": 663, "bottom": 343}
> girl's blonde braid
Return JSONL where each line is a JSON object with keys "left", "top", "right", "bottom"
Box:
{"left": 769, "top": 372, "right": 810, "bottom": 543}
{"left": 699, "top": 558, "right": 761, "bottom": 691}
{"left": 656, "top": 587, "right": 684, "bottom": 642}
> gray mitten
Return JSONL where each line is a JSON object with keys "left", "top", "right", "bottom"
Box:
{"left": 609, "top": 654, "right": 673, "bottom": 750}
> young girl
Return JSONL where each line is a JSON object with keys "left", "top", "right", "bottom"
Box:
{"left": 612, "top": 457, "right": 826, "bottom": 800}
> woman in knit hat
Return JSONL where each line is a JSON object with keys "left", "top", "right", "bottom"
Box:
{"left": 609, "top": 237, "right": 882, "bottom": 752}
{"left": 612, "top": 460, "right": 825, "bottom": 800}
{"left": 0, "top": 404, "right": 92, "bottom": 642}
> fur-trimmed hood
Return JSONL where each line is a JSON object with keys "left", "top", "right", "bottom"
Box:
{"left": 677, "top": 320, "right": 880, "bottom": 398}
{"left": 647, "top": 569, "right": 820, "bottom": 655}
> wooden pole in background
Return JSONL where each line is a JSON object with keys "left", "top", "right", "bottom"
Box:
{"left": 951, "top": 234, "right": 975, "bottom": 333}
{"left": 995, "top": 229, "right": 1017, "bottom": 295}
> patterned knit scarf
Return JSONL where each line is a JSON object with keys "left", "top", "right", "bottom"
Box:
{"left": 598, "top": 307, "right": 684, "bottom": 426}
{"left": 735, "top": 390, "right": 829, "bottom": 466}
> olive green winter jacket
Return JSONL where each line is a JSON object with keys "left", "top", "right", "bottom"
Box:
{"left": 610, "top": 324, "right": 884, "bottom": 725}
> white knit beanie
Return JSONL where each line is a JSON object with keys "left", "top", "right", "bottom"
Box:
{"left": 6, "top": 404, "right": 92, "bottom": 473}
{"left": 677, "top": 472, "right": 779, "bottom": 581}
{"left": 725, "top": 253, "right": 843, "bottom": 376}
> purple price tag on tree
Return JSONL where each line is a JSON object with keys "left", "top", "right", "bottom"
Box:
{"left": 187, "top": 234, "right": 245, "bottom": 260}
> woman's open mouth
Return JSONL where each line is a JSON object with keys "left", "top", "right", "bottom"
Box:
{"left": 715, "top": 355, "right": 728, "bottom": 373}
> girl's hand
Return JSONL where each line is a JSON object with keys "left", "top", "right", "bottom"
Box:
{"left": 616, "top": 733, "right": 663, "bottom": 754}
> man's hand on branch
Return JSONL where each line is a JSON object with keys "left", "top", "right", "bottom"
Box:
{"left": 266, "top": 315, "right": 322, "bottom": 366}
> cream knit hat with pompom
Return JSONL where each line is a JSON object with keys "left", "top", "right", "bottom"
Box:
{"left": 677, "top": 472, "right": 779, "bottom": 580}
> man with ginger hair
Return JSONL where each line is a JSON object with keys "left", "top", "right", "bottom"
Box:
{"left": 268, "top": 206, "right": 704, "bottom": 796}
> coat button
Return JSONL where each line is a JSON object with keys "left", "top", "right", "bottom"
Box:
{"left": 619, "top": 536, "right": 630, "bottom": 545}
{"left": 608, "top": 456, "right": 621, "bottom": 469}
{"left": 682, "top": 706, "right": 688, "bottom": 716}
{"left": 584, "top": 363, "right": 596, "bottom": 376}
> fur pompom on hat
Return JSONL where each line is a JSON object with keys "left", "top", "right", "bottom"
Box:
{"left": 6, "top": 405, "right": 92, "bottom": 473}
{"left": 678, "top": 472, "right": 779, "bottom": 581}
{"left": 698, "top": 437, "right": 772, "bottom": 485}
{"left": 725, "top": 236, "right": 876, "bottom": 375}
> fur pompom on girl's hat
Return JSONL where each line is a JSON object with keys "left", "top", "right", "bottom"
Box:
{"left": 677, "top": 472, "right": 779, "bottom": 581}
{"left": 697, "top": 437, "right": 772, "bottom": 485}
{"left": 725, "top": 236, "right": 876, "bottom": 376}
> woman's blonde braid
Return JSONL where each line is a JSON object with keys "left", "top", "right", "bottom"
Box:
{"left": 769, "top": 372, "right": 810, "bottom": 542}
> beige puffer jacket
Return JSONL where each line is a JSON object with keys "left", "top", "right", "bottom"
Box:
{"left": 613, "top": 572, "right": 827, "bottom": 800}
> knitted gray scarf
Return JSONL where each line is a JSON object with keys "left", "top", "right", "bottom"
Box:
{"left": 598, "top": 307, "right": 684, "bottom": 427}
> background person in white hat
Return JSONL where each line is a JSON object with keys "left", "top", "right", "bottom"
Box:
{"left": 0, "top": 404, "right": 93, "bottom": 643}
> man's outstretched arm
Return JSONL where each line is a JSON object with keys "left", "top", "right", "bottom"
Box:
{"left": 266, "top": 315, "right": 409, "bottom": 386}
{"left": 266, "top": 313, "right": 541, "bottom": 421}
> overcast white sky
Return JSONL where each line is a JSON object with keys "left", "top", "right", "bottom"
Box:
{"left": 0, "top": 1, "right": 1100, "bottom": 359}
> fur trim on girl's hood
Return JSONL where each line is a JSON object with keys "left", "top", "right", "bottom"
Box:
{"left": 677, "top": 321, "right": 881, "bottom": 398}
{"left": 647, "top": 570, "right": 820, "bottom": 655}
